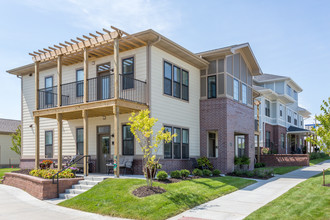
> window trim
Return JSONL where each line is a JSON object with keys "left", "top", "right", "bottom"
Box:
{"left": 45, "top": 130, "right": 53, "bottom": 158}
{"left": 76, "top": 127, "right": 84, "bottom": 155}
{"left": 207, "top": 75, "right": 217, "bottom": 99}
{"left": 173, "top": 65, "right": 181, "bottom": 98}
{"left": 163, "top": 124, "right": 189, "bottom": 160}
{"left": 265, "top": 100, "right": 270, "bottom": 117}
{"left": 266, "top": 131, "right": 271, "bottom": 148}
{"left": 242, "top": 83, "right": 247, "bottom": 104}
{"left": 122, "top": 56, "right": 135, "bottom": 90}
{"left": 76, "top": 68, "right": 84, "bottom": 97}
{"left": 122, "top": 124, "right": 134, "bottom": 156}
{"left": 182, "top": 69, "right": 189, "bottom": 101}
{"left": 45, "top": 76, "right": 54, "bottom": 105}
{"left": 233, "top": 79, "right": 239, "bottom": 101}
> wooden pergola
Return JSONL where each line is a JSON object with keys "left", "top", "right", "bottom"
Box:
{"left": 31, "top": 26, "right": 147, "bottom": 177}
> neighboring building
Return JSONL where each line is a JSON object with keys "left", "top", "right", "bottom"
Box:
{"left": 7, "top": 28, "right": 261, "bottom": 174}
{"left": 253, "top": 74, "right": 311, "bottom": 154}
{"left": 0, "top": 118, "right": 21, "bottom": 168}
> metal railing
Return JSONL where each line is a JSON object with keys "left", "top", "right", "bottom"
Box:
{"left": 52, "top": 155, "right": 89, "bottom": 198}
{"left": 38, "top": 74, "right": 147, "bottom": 109}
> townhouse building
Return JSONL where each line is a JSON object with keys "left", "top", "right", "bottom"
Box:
{"left": 253, "top": 74, "right": 311, "bottom": 155}
{"left": 7, "top": 27, "right": 262, "bottom": 175}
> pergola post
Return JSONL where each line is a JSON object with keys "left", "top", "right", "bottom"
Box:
{"left": 34, "top": 116, "right": 40, "bottom": 169}
{"left": 113, "top": 36, "right": 120, "bottom": 178}
{"left": 57, "top": 113, "right": 62, "bottom": 169}
{"left": 57, "top": 55, "right": 62, "bottom": 106}
{"left": 257, "top": 102, "right": 260, "bottom": 163}
{"left": 83, "top": 110, "right": 89, "bottom": 176}
{"left": 83, "top": 48, "right": 89, "bottom": 103}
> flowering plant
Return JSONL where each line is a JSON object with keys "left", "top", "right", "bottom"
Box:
{"left": 41, "top": 160, "right": 53, "bottom": 166}
{"left": 262, "top": 147, "right": 270, "bottom": 155}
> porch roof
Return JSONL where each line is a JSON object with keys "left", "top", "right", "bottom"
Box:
{"left": 287, "top": 126, "right": 314, "bottom": 135}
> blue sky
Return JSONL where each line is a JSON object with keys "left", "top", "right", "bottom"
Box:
{"left": 0, "top": 0, "right": 329, "bottom": 123}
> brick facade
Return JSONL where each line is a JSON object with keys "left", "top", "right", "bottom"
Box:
{"left": 260, "top": 154, "right": 309, "bottom": 167}
{"left": 200, "top": 97, "right": 255, "bottom": 173}
{"left": 264, "top": 123, "right": 287, "bottom": 154}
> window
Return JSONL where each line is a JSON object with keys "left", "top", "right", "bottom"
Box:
{"left": 76, "top": 128, "right": 84, "bottom": 155}
{"left": 123, "top": 125, "right": 134, "bottom": 155}
{"left": 266, "top": 131, "right": 271, "bottom": 148}
{"left": 288, "top": 109, "right": 292, "bottom": 123}
{"left": 280, "top": 104, "right": 283, "bottom": 117}
{"left": 164, "top": 61, "right": 172, "bottom": 96}
{"left": 265, "top": 100, "right": 270, "bottom": 117}
{"left": 287, "top": 85, "right": 292, "bottom": 96}
{"left": 235, "top": 135, "right": 245, "bottom": 157}
{"left": 208, "top": 132, "right": 217, "bottom": 158}
{"left": 76, "top": 69, "right": 84, "bottom": 97}
{"left": 208, "top": 60, "right": 216, "bottom": 74}
{"left": 233, "top": 79, "right": 239, "bottom": 101}
{"left": 164, "top": 61, "right": 189, "bottom": 101}
{"left": 301, "top": 117, "right": 303, "bottom": 127}
{"left": 208, "top": 75, "right": 216, "bottom": 99}
{"left": 294, "top": 113, "right": 298, "bottom": 126}
{"left": 122, "top": 57, "right": 134, "bottom": 89}
{"left": 294, "top": 90, "right": 298, "bottom": 100}
{"left": 173, "top": 66, "right": 181, "bottom": 98}
{"left": 45, "top": 76, "right": 53, "bottom": 105}
{"left": 182, "top": 70, "right": 189, "bottom": 101}
{"left": 164, "top": 126, "right": 172, "bottom": 159}
{"left": 173, "top": 128, "right": 181, "bottom": 159}
{"left": 242, "top": 84, "right": 247, "bottom": 104}
{"left": 182, "top": 129, "right": 189, "bottom": 159}
{"left": 45, "top": 131, "right": 53, "bottom": 158}
{"left": 281, "top": 133, "right": 285, "bottom": 149}
{"left": 164, "top": 125, "right": 189, "bottom": 159}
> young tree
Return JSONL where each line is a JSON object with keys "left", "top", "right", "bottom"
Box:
{"left": 10, "top": 125, "right": 21, "bottom": 156}
{"left": 128, "top": 110, "right": 175, "bottom": 187}
{"left": 307, "top": 98, "right": 330, "bottom": 155}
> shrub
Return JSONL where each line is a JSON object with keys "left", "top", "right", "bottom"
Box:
{"left": 309, "top": 152, "right": 328, "bottom": 160}
{"left": 246, "top": 171, "right": 254, "bottom": 178}
{"left": 234, "top": 156, "right": 242, "bottom": 165}
{"left": 202, "top": 169, "right": 212, "bottom": 177}
{"left": 180, "top": 169, "right": 190, "bottom": 178}
{"left": 234, "top": 169, "right": 244, "bottom": 176}
{"left": 255, "top": 162, "right": 265, "bottom": 168}
{"left": 212, "top": 169, "right": 221, "bottom": 176}
{"left": 170, "top": 170, "right": 181, "bottom": 179}
{"left": 29, "top": 169, "right": 75, "bottom": 179}
{"left": 192, "top": 168, "right": 203, "bottom": 177}
{"left": 197, "top": 157, "right": 213, "bottom": 170}
{"left": 156, "top": 171, "right": 168, "bottom": 180}
{"left": 241, "top": 156, "right": 250, "bottom": 165}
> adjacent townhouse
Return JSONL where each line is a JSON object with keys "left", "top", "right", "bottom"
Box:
{"left": 253, "top": 74, "right": 311, "bottom": 155}
{"left": 0, "top": 118, "right": 21, "bottom": 168}
{"left": 7, "top": 27, "right": 262, "bottom": 175}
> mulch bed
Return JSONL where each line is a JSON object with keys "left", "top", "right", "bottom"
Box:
{"left": 132, "top": 186, "right": 166, "bottom": 197}
{"left": 12, "top": 169, "right": 32, "bottom": 175}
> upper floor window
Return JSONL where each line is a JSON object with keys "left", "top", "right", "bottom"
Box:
{"left": 45, "top": 76, "right": 53, "bottom": 105}
{"left": 164, "top": 61, "right": 189, "bottom": 101}
{"left": 300, "top": 116, "right": 303, "bottom": 127}
{"left": 242, "top": 84, "right": 247, "bottom": 104}
{"left": 287, "top": 85, "right": 292, "bottom": 96}
{"left": 76, "top": 69, "right": 84, "bottom": 97}
{"left": 294, "top": 90, "right": 298, "bottom": 100}
{"left": 122, "top": 57, "right": 134, "bottom": 89}
{"left": 208, "top": 75, "right": 216, "bottom": 99}
{"left": 280, "top": 104, "right": 283, "bottom": 117}
{"left": 233, "top": 79, "right": 239, "bottom": 101}
{"left": 288, "top": 109, "right": 292, "bottom": 123}
{"left": 265, "top": 100, "right": 270, "bottom": 117}
{"left": 294, "top": 113, "right": 298, "bottom": 126}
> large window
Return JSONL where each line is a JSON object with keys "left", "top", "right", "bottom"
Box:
{"left": 242, "top": 84, "right": 247, "bottom": 104}
{"left": 45, "top": 131, "right": 53, "bottom": 158}
{"left": 281, "top": 133, "right": 285, "bottom": 149}
{"left": 76, "top": 128, "right": 84, "bottom": 155}
{"left": 265, "top": 100, "right": 270, "bottom": 117}
{"left": 122, "top": 57, "right": 134, "bottom": 89}
{"left": 288, "top": 109, "right": 292, "bottom": 123}
{"left": 233, "top": 79, "right": 239, "bottom": 101}
{"left": 266, "top": 131, "right": 271, "bottom": 148}
{"left": 164, "top": 125, "right": 189, "bottom": 159}
{"left": 122, "top": 125, "right": 134, "bottom": 155}
{"left": 45, "top": 76, "right": 53, "bottom": 105}
{"left": 294, "top": 113, "right": 298, "bottom": 126}
{"left": 76, "top": 69, "right": 84, "bottom": 97}
{"left": 163, "top": 61, "right": 189, "bottom": 101}
{"left": 207, "top": 75, "right": 216, "bottom": 99}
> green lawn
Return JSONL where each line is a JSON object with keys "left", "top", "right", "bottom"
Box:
{"left": 310, "top": 156, "right": 330, "bottom": 166}
{"left": 256, "top": 166, "right": 302, "bottom": 175}
{"left": 60, "top": 177, "right": 255, "bottom": 220}
{"left": 0, "top": 168, "right": 19, "bottom": 179}
{"left": 245, "top": 169, "right": 330, "bottom": 220}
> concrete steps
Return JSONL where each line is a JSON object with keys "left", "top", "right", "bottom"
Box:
{"left": 59, "top": 176, "right": 108, "bottom": 200}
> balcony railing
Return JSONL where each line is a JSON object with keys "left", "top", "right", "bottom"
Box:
{"left": 38, "top": 74, "right": 146, "bottom": 110}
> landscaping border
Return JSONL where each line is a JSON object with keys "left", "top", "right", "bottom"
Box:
{"left": 260, "top": 154, "right": 309, "bottom": 167}
{"left": 3, "top": 172, "right": 83, "bottom": 200}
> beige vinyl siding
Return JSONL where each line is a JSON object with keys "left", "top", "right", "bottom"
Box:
{"left": 21, "top": 47, "right": 147, "bottom": 159}
{"left": 150, "top": 46, "right": 200, "bottom": 158}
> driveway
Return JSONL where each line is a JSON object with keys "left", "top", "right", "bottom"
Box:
{"left": 170, "top": 160, "right": 330, "bottom": 220}
{"left": 0, "top": 184, "right": 126, "bottom": 220}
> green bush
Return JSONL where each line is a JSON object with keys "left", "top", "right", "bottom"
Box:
{"left": 156, "top": 171, "right": 168, "bottom": 180}
{"left": 180, "top": 169, "right": 190, "bottom": 178}
{"left": 255, "top": 162, "right": 266, "bottom": 168}
{"left": 309, "top": 152, "right": 328, "bottom": 160}
{"left": 246, "top": 171, "right": 254, "bottom": 177}
{"left": 234, "top": 156, "right": 242, "bottom": 165}
{"left": 170, "top": 170, "right": 181, "bottom": 179}
{"left": 29, "top": 169, "right": 75, "bottom": 179}
{"left": 212, "top": 169, "right": 221, "bottom": 176}
{"left": 202, "top": 169, "right": 212, "bottom": 177}
{"left": 192, "top": 168, "right": 203, "bottom": 177}
{"left": 241, "top": 156, "right": 250, "bottom": 165}
{"left": 197, "top": 157, "right": 213, "bottom": 170}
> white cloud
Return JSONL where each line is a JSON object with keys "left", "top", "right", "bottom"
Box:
{"left": 24, "top": 0, "right": 181, "bottom": 35}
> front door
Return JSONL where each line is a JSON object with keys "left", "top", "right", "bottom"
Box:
{"left": 235, "top": 135, "right": 245, "bottom": 157}
{"left": 97, "top": 126, "right": 111, "bottom": 173}
{"left": 97, "top": 63, "right": 111, "bottom": 100}
{"left": 208, "top": 132, "right": 218, "bottom": 158}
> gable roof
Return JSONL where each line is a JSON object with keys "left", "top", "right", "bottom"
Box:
{"left": 0, "top": 118, "right": 21, "bottom": 134}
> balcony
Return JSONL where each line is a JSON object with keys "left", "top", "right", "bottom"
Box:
{"left": 38, "top": 74, "right": 147, "bottom": 110}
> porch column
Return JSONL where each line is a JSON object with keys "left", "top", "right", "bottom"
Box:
{"left": 114, "top": 37, "right": 119, "bottom": 99}
{"left": 83, "top": 48, "right": 89, "bottom": 103}
{"left": 57, "top": 113, "right": 63, "bottom": 169}
{"left": 57, "top": 55, "right": 62, "bottom": 106}
{"left": 257, "top": 102, "right": 260, "bottom": 163}
{"left": 113, "top": 105, "right": 120, "bottom": 178}
{"left": 34, "top": 116, "right": 40, "bottom": 169}
{"left": 35, "top": 61, "right": 39, "bottom": 110}
{"left": 257, "top": 135, "right": 260, "bottom": 163}
{"left": 83, "top": 110, "right": 89, "bottom": 176}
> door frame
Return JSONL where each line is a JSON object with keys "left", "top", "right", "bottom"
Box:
{"left": 207, "top": 131, "right": 218, "bottom": 158}
{"left": 96, "top": 125, "right": 111, "bottom": 173}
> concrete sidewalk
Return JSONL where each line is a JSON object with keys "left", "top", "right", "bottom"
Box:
{"left": 170, "top": 160, "right": 330, "bottom": 220}
{"left": 0, "top": 184, "right": 127, "bottom": 220}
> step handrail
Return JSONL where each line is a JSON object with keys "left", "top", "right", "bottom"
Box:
{"left": 52, "top": 155, "right": 90, "bottom": 198}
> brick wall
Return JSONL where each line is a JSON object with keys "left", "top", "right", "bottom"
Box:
{"left": 200, "top": 97, "right": 255, "bottom": 173}
{"left": 260, "top": 154, "right": 309, "bottom": 167}
{"left": 3, "top": 173, "right": 83, "bottom": 200}
{"left": 265, "top": 123, "right": 287, "bottom": 154}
